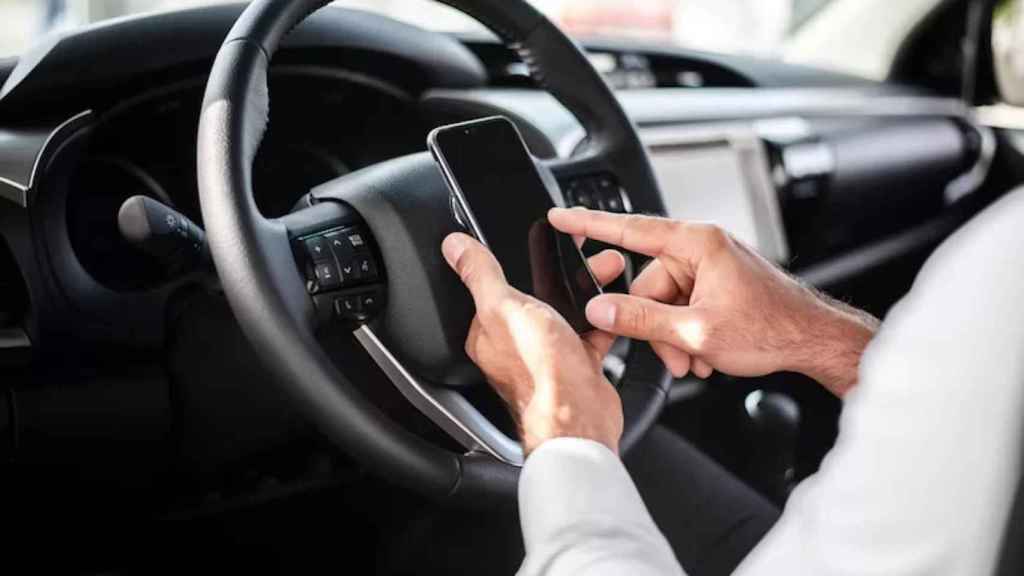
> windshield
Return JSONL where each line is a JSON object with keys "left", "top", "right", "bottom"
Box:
{"left": 0, "top": 0, "right": 941, "bottom": 80}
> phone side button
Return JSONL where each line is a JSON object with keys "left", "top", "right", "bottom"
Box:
{"left": 449, "top": 195, "right": 470, "bottom": 230}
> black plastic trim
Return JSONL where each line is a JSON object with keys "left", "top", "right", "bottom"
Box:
{"left": 0, "top": 4, "right": 486, "bottom": 118}
{"left": 0, "top": 111, "right": 92, "bottom": 208}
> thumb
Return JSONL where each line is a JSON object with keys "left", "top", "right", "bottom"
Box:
{"left": 586, "top": 293, "right": 710, "bottom": 355}
{"left": 442, "top": 233, "right": 508, "bottom": 304}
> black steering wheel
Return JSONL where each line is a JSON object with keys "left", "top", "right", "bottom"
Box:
{"left": 197, "top": 0, "right": 671, "bottom": 501}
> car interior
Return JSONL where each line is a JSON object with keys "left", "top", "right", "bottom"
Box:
{"left": 0, "top": 0, "right": 1022, "bottom": 573}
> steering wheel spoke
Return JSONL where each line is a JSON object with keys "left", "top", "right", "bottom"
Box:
{"left": 353, "top": 324, "right": 524, "bottom": 465}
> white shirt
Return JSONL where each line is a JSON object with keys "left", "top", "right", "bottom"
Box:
{"left": 518, "top": 189, "right": 1024, "bottom": 576}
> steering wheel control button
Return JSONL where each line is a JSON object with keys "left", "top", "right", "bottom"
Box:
{"left": 563, "top": 174, "right": 629, "bottom": 213}
{"left": 347, "top": 232, "right": 365, "bottom": 248}
{"left": 567, "top": 178, "right": 596, "bottom": 208}
{"left": 339, "top": 261, "right": 355, "bottom": 279}
{"left": 314, "top": 261, "right": 342, "bottom": 290}
{"left": 304, "top": 236, "right": 331, "bottom": 262}
{"left": 329, "top": 288, "right": 384, "bottom": 323}
{"left": 297, "top": 225, "right": 384, "bottom": 314}
{"left": 325, "top": 232, "right": 349, "bottom": 256}
{"left": 334, "top": 295, "right": 362, "bottom": 318}
{"left": 601, "top": 191, "right": 623, "bottom": 212}
{"left": 358, "top": 292, "right": 381, "bottom": 314}
{"left": 325, "top": 229, "right": 358, "bottom": 257}
{"left": 595, "top": 176, "right": 625, "bottom": 212}
{"left": 326, "top": 228, "right": 365, "bottom": 255}
{"left": 353, "top": 255, "right": 378, "bottom": 281}
{"left": 322, "top": 226, "right": 381, "bottom": 286}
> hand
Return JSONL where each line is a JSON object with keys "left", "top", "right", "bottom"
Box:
{"left": 442, "top": 232, "right": 625, "bottom": 454}
{"left": 548, "top": 208, "right": 879, "bottom": 397}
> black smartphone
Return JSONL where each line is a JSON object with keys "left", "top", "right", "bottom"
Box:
{"left": 427, "top": 116, "right": 602, "bottom": 333}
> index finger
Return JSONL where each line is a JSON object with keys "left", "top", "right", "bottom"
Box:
{"left": 442, "top": 233, "right": 508, "bottom": 304}
{"left": 548, "top": 207, "right": 677, "bottom": 258}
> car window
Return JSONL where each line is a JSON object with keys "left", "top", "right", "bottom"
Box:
{"left": 0, "top": 0, "right": 938, "bottom": 80}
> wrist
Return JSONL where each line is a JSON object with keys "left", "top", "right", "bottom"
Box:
{"left": 787, "top": 296, "right": 879, "bottom": 397}
{"left": 520, "top": 374, "right": 623, "bottom": 456}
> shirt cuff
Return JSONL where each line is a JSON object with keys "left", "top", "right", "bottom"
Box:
{"left": 518, "top": 437, "right": 662, "bottom": 548}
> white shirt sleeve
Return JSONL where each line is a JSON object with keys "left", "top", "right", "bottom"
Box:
{"left": 517, "top": 437, "right": 686, "bottom": 576}
{"left": 733, "top": 191, "right": 1024, "bottom": 576}
{"left": 517, "top": 190, "right": 1024, "bottom": 576}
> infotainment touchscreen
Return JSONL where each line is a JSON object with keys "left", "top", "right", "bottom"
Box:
{"left": 646, "top": 138, "right": 787, "bottom": 262}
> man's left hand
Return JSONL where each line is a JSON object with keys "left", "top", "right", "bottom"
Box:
{"left": 442, "top": 232, "right": 625, "bottom": 455}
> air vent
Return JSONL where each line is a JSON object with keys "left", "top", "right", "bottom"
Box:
{"left": 0, "top": 237, "right": 29, "bottom": 329}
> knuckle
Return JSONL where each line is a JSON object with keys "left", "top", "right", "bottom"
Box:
{"left": 456, "top": 247, "right": 499, "bottom": 287}
{"left": 523, "top": 300, "right": 555, "bottom": 325}
{"left": 523, "top": 299, "right": 551, "bottom": 316}
{"left": 478, "top": 288, "right": 518, "bottom": 321}
{"left": 703, "top": 224, "right": 731, "bottom": 251}
{"left": 478, "top": 299, "right": 502, "bottom": 323}
{"left": 667, "top": 219, "right": 687, "bottom": 237}
{"left": 464, "top": 321, "right": 482, "bottom": 359}
{"left": 620, "top": 214, "right": 641, "bottom": 245}
{"left": 683, "top": 222, "right": 731, "bottom": 255}
{"left": 620, "top": 302, "right": 651, "bottom": 333}
{"left": 455, "top": 252, "right": 477, "bottom": 282}
{"left": 680, "top": 313, "right": 715, "bottom": 354}
{"left": 652, "top": 215, "right": 677, "bottom": 234}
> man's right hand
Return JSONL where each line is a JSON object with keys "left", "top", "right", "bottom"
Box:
{"left": 549, "top": 208, "right": 879, "bottom": 397}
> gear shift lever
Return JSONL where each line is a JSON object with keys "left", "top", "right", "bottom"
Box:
{"left": 742, "top": 389, "right": 801, "bottom": 503}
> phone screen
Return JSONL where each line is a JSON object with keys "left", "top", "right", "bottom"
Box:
{"left": 429, "top": 117, "right": 601, "bottom": 333}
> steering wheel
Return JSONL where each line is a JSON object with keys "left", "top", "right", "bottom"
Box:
{"left": 197, "top": 0, "right": 671, "bottom": 501}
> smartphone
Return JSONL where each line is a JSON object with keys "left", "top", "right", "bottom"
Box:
{"left": 428, "top": 116, "right": 602, "bottom": 333}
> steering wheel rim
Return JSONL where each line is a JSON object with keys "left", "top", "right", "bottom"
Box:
{"left": 198, "top": 0, "right": 671, "bottom": 501}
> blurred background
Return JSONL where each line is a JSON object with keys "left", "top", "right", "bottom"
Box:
{"left": 0, "top": 0, "right": 943, "bottom": 80}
